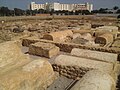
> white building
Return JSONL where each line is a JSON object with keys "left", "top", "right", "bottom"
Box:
{"left": 30, "top": 2, "right": 93, "bottom": 12}
{"left": 30, "top": 2, "right": 45, "bottom": 10}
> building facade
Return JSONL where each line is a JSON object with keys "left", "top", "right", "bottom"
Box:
{"left": 30, "top": 2, "right": 45, "bottom": 10}
{"left": 30, "top": 2, "right": 93, "bottom": 12}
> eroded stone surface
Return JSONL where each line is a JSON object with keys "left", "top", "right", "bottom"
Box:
{"left": 112, "top": 38, "right": 120, "bottom": 48}
{"left": 95, "top": 33, "right": 113, "bottom": 45}
{"left": 22, "top": 36, "right": 40, "bottom": 47}
{"left": 0, "top": 41, "right": 30, "bottom": 74}
{"left": 71, "top": 48, "right": 118, "bottom": 63}
{"left": 54, "top": 55, "right": 114, "bottom": 74}
{"left": 43, "top": 30, "right": 73, "bottom": 42}
{"left": 29, "top": 42, "right": 60, "bottom": 58}
{"left": 70, "top": 70, "right": 115, "bottom": 90}
{"left": 0, "top": 41, "right": 55, "bottom": 90}
{"left": 0, "top": 59, "right": 55, "bottom": 90}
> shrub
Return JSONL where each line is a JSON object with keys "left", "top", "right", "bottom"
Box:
{"left": 117, "top": 15, "right": 120, "bottom": 19}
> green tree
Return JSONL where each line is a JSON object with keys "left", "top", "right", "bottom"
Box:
{"left": 91, "top": 10, "right": 99, "bottom": 14}
{"left": 117, "top": 9, "right": 120, "bottom": 14}
{"left": 0, "top": 7, "right": 10, "bottom": 16}
{"left": 82, "top": 10, "right": 91, "bottom": 15}
{"left": 38, "top": 9, "right": 45, "bottom": 14}
{"left": 113, "top": 6, "right": 119, "bottom": 10}
{"left": 117, "top": 15, "right": 120, "bottom": 19}
{"left": 14, "top": 8, "right": 25, "bottom": 16}
{"left": 25, "top": 9, "right": 32, "bottom": 15}
{"left": 99, "top": 8, "right": 107, "bottom": 13}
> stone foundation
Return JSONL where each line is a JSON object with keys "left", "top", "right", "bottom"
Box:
{"left": 22, "top": 38, "right": 120, "bottom": 54}
{"left": 52, "top": 64, "right": 92, "bottom": 79}
{"left": 52, "top": 55, "right": 114, "bottom": 79}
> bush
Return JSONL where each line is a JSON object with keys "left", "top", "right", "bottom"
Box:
{"left": 117, "top": 15, "right": 120, "bottom": 19}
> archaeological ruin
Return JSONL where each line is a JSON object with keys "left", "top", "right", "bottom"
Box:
{"left": 0, "top": 15, "right": 120, "bottom": 90}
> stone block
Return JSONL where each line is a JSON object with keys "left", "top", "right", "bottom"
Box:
{"left": 70, "top": 70, "right": 115, "bottom": 90}
{"left": 29, "top": 42, "right": 60, "bottom": 58}
{"left": 93, "top": 31, "right": 111, "bottom": 37}
{"left": 0, "top": 41, "right": 31, "bottom": 74}
{"left": 43, "top": 30, "right": 73, "bottom": 42}
{"left": 0, "top": 59, "right": 55, "bottom": 90}
{"left": 22, "top": 36, "right": 40, "bottom": 47}
{"left": 54, "top": 55, "right": 114, "bottom": 74}
{"left": 73, "top": 33, "right": 81, "bottom": 39}
{"left": 71, "top": 48, "right": 118, "bottom": 63}
{"left": 72, "top": 30, "right": 91, "bottom": 34}
{"left": 112, "top": 38, "right": 120, "bottom": 48}
{"left": 95, "top": 33, "right": 113, "bottom": 45}
{"left": 97, "top": 26, "right": 118, "bottom": 32}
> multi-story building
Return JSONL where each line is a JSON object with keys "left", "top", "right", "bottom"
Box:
{"left": 30, "top": 2, "right": 93, "bottom": 12}
{"left": 30, "top": 2, "right": 45, "bottom": 10}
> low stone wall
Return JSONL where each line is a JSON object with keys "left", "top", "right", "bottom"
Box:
{"left": 22, "top": 38, "right": 120, "bottom": 54}
{"left": 52, "top": 64, "right": 92, "bottom": 79}
{"left": 52, "top": 55, "right": 114, "bottom": 79}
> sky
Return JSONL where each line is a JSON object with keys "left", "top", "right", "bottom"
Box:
{"left": 0, "top": 0, "right": 120, "bottom": 10}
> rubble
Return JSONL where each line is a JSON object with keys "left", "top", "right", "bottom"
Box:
{"left": 13, "top": 27, "right": 24, "bottom": 33}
